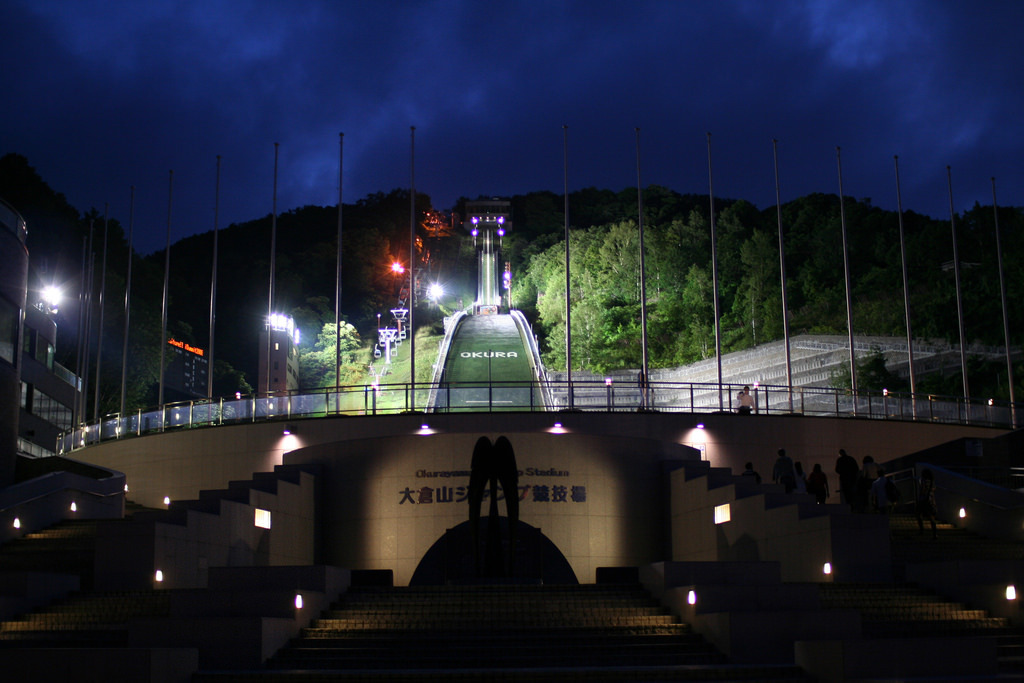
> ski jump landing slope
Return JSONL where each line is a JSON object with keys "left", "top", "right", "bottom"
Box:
{"left": 429, "top": 312, "right": 548, "bottom": 412}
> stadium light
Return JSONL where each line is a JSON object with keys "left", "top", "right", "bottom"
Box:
{"left": 41, "top": 285, "right": 61, "bottom": 313}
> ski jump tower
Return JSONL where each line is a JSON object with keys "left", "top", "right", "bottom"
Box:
{"left": 463, "top": 199, "right": 511, "bottom": 314}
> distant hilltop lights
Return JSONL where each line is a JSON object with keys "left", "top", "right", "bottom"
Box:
{"left": 267, "top": 313, "right": 300, "bottom": 345}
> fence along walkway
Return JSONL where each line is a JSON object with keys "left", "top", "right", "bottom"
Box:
{"left": 57, "top": 333, "right": 1020, "bottom": 453}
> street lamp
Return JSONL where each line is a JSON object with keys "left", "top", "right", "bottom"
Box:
{"left": 40, "top": 285, "right": 61, "bottom": 314}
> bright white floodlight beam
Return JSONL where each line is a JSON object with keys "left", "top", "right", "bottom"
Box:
{"left": 41, "top": 285, "right": 62, "bottom": 312}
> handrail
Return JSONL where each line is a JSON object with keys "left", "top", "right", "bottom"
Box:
{"left": 55, "top": 380, "right": 1020, "bottom": 455}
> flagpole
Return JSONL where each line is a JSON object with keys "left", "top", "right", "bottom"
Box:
{"left": 158, "top": 170, "right": 173, "bottom": 409}
{"left": 335, "top": 133, "right": 344, "bottom": 394}
{"left": 74, "top": 234, "right": 88, "bottom": 426}
{"left": 81, "top": 221, "right": 94, "bottom": 422}
{"left": 893, "top": 156, "right": 917, "bottom": 409}
{"left": 707, "top": 133, "right": 723, "bottom": 410}
{"left": 946, "top": 166, "right": 970, "bottom": 405}
{"left": 208, "top": 155, "right": 221, "bottom": 400}
{"left": 772, "top": 139, "right": 793, "bottom": 410}
{"left": 836, "top": 147, "right": 857, "bottom": 404}
{"left": 991, "top": 177, "right": 1017, "bottom": 428}
{"left": 93, "top": 203, "right": 109, "bottom": 421}
{"left": 563, "top": 124, "right": 573, "bottom": 408}
{"left": 409, "top": 126, "right": 416, "bottom": 410}
{"left": 266, "top": 143, "right": 279, "bottom": 395}
{"left": 120, "top": 187, "right": 134, "bottom": 416}
{"left": 635, "top": 128, "right": 650, "bottom": 407}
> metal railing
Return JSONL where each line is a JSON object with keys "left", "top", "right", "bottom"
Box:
{"left": 56, "top": 380, "right": 1021, "bottom": 455}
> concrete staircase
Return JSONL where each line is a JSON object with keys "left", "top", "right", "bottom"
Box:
{"left": 818, "top": 583, "right": 1010, "bottom": 637}
{"left": 889, "top": 511, "right": 1024, "bottom": 564}
{"left": 193, "top": 582, "right": 811, "bottom": 682}
{"left": 0, "top": 589, "right": 172, "bottom": 646}
{"left": 0, "top": 519, "right": 98, "bottom": 589}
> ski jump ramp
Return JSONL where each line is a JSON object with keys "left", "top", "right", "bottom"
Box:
{"left": 427, "top": 310, "right": 550, "bottom": 412}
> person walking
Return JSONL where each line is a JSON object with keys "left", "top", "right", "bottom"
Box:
{"left": 736, "top": 386, "right": 755, "bottom": 415}
{"left": 773, "top": 448, "right": 797, "bottom": 494}
{"left": 807, "top": 463, "right": 829, "bottom": 504}
{"left": 835, "top": 448, "right": 859, "bottom": 507}
{"left": 916, "top": 468, "right": 938, "bottom": 539}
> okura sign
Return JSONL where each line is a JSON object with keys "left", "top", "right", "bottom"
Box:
{"left": 398, "top": 466, "right": 586, "bottom": 507}
{"left": 459, "top": 351, "right": 518, "bottom": 358}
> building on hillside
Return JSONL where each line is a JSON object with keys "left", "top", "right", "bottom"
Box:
{"left": 0, "top": 198, "right": 28, "bottom": 485}
{"left": 163, "top": 337, "right": 209, "bottom": 401}
{"left": 258, "top": 313, "right": 300, "bottom": 394}
{"left": 19, "top": 304, "right": 78, "bottom": 457}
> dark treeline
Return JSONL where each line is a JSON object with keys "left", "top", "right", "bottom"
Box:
{"left": 3, "top": 152, "right": 1022, "bottom": 417}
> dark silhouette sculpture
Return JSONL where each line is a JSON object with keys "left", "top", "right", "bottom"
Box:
{"left": 468, "top": 435, "right": 519, "bottom": 577}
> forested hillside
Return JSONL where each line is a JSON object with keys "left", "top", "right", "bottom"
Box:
{"left": 3, "top": 152, "right": 1021, "bottom": 417}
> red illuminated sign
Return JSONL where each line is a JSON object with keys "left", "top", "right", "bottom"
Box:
{"left": 167, "top": 338, "right": 205, "bottom": 357}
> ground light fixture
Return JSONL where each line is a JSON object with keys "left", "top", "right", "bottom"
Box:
{"left": 155, "top": 570, "right": 164, "bottom": 583}
{"left": 823, "top": 562, "right": 832, "bottom": 575}
{"left": 295, "top": 594, "right": 304, "bottom": 609}
{"left": 1007, "top": 586, "right": 1017, "bottom": 601}
{"left": 13, "top": 517, "right": 20, "bottom": 529}
{"left": 960, "top": 507, "right": 967, "bottom": 519}
{"left": 687, "top": 590, "right": 697, "bottom": 605}
{"left": 283, "top": 424, "right": 295, "bottom": 435}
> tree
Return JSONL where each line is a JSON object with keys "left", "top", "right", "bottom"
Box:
{"left": 298, "top": 320, "right": 363, "bottom": 389}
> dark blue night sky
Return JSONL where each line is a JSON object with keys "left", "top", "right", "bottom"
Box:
{"left": 3, "top": 0, "right": 1023, "bottom": 254}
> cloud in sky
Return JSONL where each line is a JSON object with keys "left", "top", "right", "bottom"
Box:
{"left": 2, "top": 0, "right": 1022, "bottom": 254}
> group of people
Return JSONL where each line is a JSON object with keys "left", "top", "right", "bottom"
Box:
{"left": 834, "top": 449, "right": 900, "bottom": 514}
{"left": 743, "top": 448, "right": 940, "bottom": 536}
{"left": 742, "top": 449, "right": 830, "bottom": 503}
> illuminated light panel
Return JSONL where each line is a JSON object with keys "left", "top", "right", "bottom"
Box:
{"left": 295, "top": 594, "right": 304, "bottom": 609}
{"left": 155, "top": 570, "right": 164, "bottom": 582}
{"left": 70, "top": 502, "right": 77, "bottom": 512}
{"left": 13, "top": 517, "right": 20, "bottom": 529}
{"left": 163, "top": 496, "right": 171, "bottom": 506}
{"left": 687, "top": 590, "right": 697, "bottom": 605}
{"left": 959, "top": 507, "right": 967, "bottom": 519}
{"left": 255, "top": 508, "right": 272, "bottom": 529}
{"left": 823, "top": 562, "right": 832, "bottom": 575}
{"left": 714, "top": 503, "right": 731, "bottom": 525}
{"left": 1007, "top": 585, "right": 1017, "bottom": 601}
